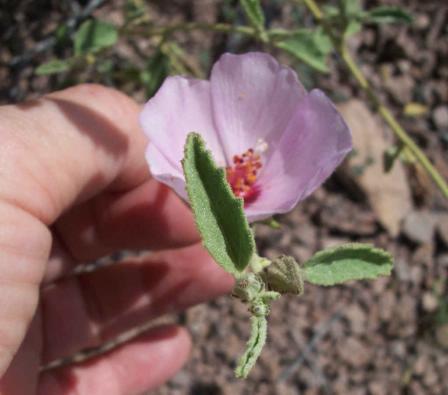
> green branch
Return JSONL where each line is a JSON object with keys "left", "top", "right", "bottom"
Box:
{"left": 301, "top": 0, "right": 448, "bottom": 199}
{"left": 125, "top": 21, "right": 256, "bottom": 39}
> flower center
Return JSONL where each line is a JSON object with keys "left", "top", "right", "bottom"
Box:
{"left": 225, "top": 140, "right": 267, "bottom": 206}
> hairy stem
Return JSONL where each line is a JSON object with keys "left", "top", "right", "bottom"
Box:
{"left": 235, "top": 314, "right": 267, "bottom": 378}
{"left": 125, "top": 21, "right": 256, "bottom": 39}
{"left": 301, "top": 0, "right": 448, "bottom": 199}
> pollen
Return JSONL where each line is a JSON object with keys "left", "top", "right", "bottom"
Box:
{"left": 226, "top": 142, "right": 266, "bottom": 205}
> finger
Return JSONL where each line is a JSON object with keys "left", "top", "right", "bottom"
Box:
{"left": 0, "top": 309, "right": 42, "bottom": 395}
{"left": 53, "top": 178, "right": 198, "bottom": 263}
{"left": 38, "top": 325, "right": 191, "bottom": 395}
{"left": 41, "top": 243, "right": 234, "bottom": 363}
{"left": 0, "top": 202, "right": 51, "bottom": 377}
{"left": 0, "top": 84, "right": 146, "bottom": 225}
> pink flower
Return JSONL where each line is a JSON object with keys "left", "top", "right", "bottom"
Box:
{"left": 140, "top": 52, "right": 352, "bottom": 222}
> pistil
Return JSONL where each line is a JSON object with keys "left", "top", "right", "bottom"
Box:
{"left": 226, "top": 141, "right": 266, "bottom": 205}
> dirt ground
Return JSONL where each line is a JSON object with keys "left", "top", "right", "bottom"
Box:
{"left": 1, "top": 1, "right": 448, "bottom": 394}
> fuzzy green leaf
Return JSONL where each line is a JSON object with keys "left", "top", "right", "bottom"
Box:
{"left": 303, "top": 243, "right": 393, "bottom": 286}
{"left": 364, "top": 6, "right": 413, "bottom": 25}
{"left": 35, "top": 59, "right": 73, "bottom": 75}
{"left": 276, "top": 28, "right": 332, "bottom": 73}
{"left": 240, "top": 0, "right": 265, "bottom": 31}
{"left": 341, "top": 0, "right": 362, "bottom": 17}
{"left": 74, "top": 19, "right": 118, "bottom": 55}
{"left": 182, "top": 133, "right": 255, "bottom": 275}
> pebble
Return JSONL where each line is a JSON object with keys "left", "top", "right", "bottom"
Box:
{"left": 422, "top": 292, "right": 438, "bottom": 312}
{"left": 433, "top": 105, "right": 448, "bottom": 129}
{"left": 414, "top": 354, "right": 429, "bottom": 375}
{"left": 437, "top": 254, "right": 448, "bottom": 267}
{"left": 384, "top": 74, "right": 414, "bottom": 104}
{"left": 435, "top": 213, "right": 448, "bottom": 247}
{"left": 435, "top": 323, "right": 448, "bottom": 349}
{"left": 368, "top": 381, "right": 387, "bottom": 395}
{"left": 402, "top": 210, "right": 436, "bottom": 244}
{"left": 343, "top": 304, "right": 366, "bottom": 335}
{"left": 338, "top": 337, "right": 371, "bottom": 367}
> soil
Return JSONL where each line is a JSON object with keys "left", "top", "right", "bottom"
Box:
{"left": 1, "top": 0, "right": 447, "bottom": 394}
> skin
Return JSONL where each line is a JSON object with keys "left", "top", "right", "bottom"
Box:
{"left": 0, "top": 84, "right": 234, "bottom": 395}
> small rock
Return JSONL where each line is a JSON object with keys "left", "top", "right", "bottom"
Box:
{"left": 394, "top": 259, "right": 414, "bottom": 282}
{"left": 433, "top": 105, "right": 448, "bottom": 130}
{"left": 390, "top": 340, "right": 406, "bottom": 358}
{"left": 322, "top": 237, "right": 350, "bottom": 249}
{"left": 291, "top": 245, "right": 312, "bottom": 263}
{"left": 414, "top": 355, "right": 428, "bottom": 375}
{"left": 415, "top": 13, "right": 430, "bottom": 29}
{"left": 437, "top": 254, "right": 448, "bottom": 267}
{"left": 379, "top": 291, "right": 396, "bottom": 321}
{"left": 402, "top": 210, "right": 436, "bottom": 244}
{"left": 423, "top": 364, "right": 439, "bottom": 386}
{"left": 435, "top": 213, "right": 448, "bottom": 247}
{"left": 338, "top": 100, "right": 413, "bottom": 236}
{"left": 343, "top": 304, "right": 366, "bottom": 335}
{"left": 292, "top": 221, "right": 316, "bottom": 247}
{"left": 338, "top": 337, "right": 371, "bottom": 366}
{"left": 435, "top": 323, "right": 448, "bottom": 349}
{"left": 273, "top": 382, "right": 298, "bottom": 395}
{"left": 384, "top": 74, "right": 414, "bottom": 104}
{"left": 170, "top": 370, "right": 191, "bottom": 388}
{"left": 422, "top": 292, "right": 438, "bottom": 312}
{"left": 368, "top": 381, "right": 387, "bottom": 395}
{"left": 408, "top": 381, "right": 426, "bottom": 395}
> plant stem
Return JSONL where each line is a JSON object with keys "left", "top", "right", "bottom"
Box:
{"left": 235, "top": 314, "right": 267, "bottom": 378}
{"left": 301, "top": 0, "right": 448, "bottom": 199}
{"left": 126, "top": 21, "right": 256, "bottom": 39}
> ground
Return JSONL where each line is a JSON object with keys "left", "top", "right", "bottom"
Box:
{"left": 1, "top": 0, "right": 447, "bottom": 394}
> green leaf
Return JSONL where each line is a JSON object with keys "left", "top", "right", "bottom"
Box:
{"left": 240, "top": 0, "right": 265, "bottom": 31}
{"left": 340, "top": 0, "right": 361, "bottom": 17}
{"left": 74, "top": 19, "right": 118, "bottom": 55}
{"left": 276, "top": 28, "right": 332, "bottom": 73}
{"left": 124, "top": 0, "right": 146, "bottom": 23}
{"left": 323, "top": 3, "right": 361, "bottom": 38}
{"left": 364, "top": 6, "right": 413, "bottom": 25}
{"left": 141, "top": 51, "right": 169, "bottom": 98}
{"left": 383, "top": 145, "right": 400, "bottom": 173}
{"left": 345, "top": 19, "right": 362, "bottom": 37}
{"left": 35, "top": 59, "right": 73, "bottom": 75}
{"left": 303, "top": 243, "right": 393, "bottom": 286}
{"left": 182, "top": 133, "right": 255, "bottom": 274}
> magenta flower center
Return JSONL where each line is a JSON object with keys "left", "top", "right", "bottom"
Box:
{"left": 226, "top": 147, "right": 262, "bottom": 205}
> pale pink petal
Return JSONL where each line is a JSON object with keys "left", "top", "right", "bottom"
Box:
{"left": 210, "top": 52, "right": 306, "bottom": 163}
{"left": 140, "top": 76, "right": 225, "bottom": 179}
{"left": 145, "top": 144, "right": 188, "bottom": 200}
{"left": 245, "top": 89, "right": 352, "bottom": 222}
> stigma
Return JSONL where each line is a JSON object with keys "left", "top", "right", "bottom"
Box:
{"left": 225, "top": 140, "right": 267, "bottom": 205}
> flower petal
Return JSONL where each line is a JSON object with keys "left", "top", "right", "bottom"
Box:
{"left": 210, "top": 52, "right": 306, "bottom": 162}
{"left": 145, "top": 144, "right": 188, "bottom": 200}
{"left": 246, "top": 89, "right": 352, "bottom": 221}
{"left": 140, "top": 76, "right": 225, "bottom": 177}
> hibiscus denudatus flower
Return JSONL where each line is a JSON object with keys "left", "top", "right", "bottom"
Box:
{"left": 140, "top": 52, "right": 352, "bottom": 222}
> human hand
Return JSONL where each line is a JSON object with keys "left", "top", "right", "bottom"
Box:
{"left": 0, "top": 84, "right": 233, "bottom": 395}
